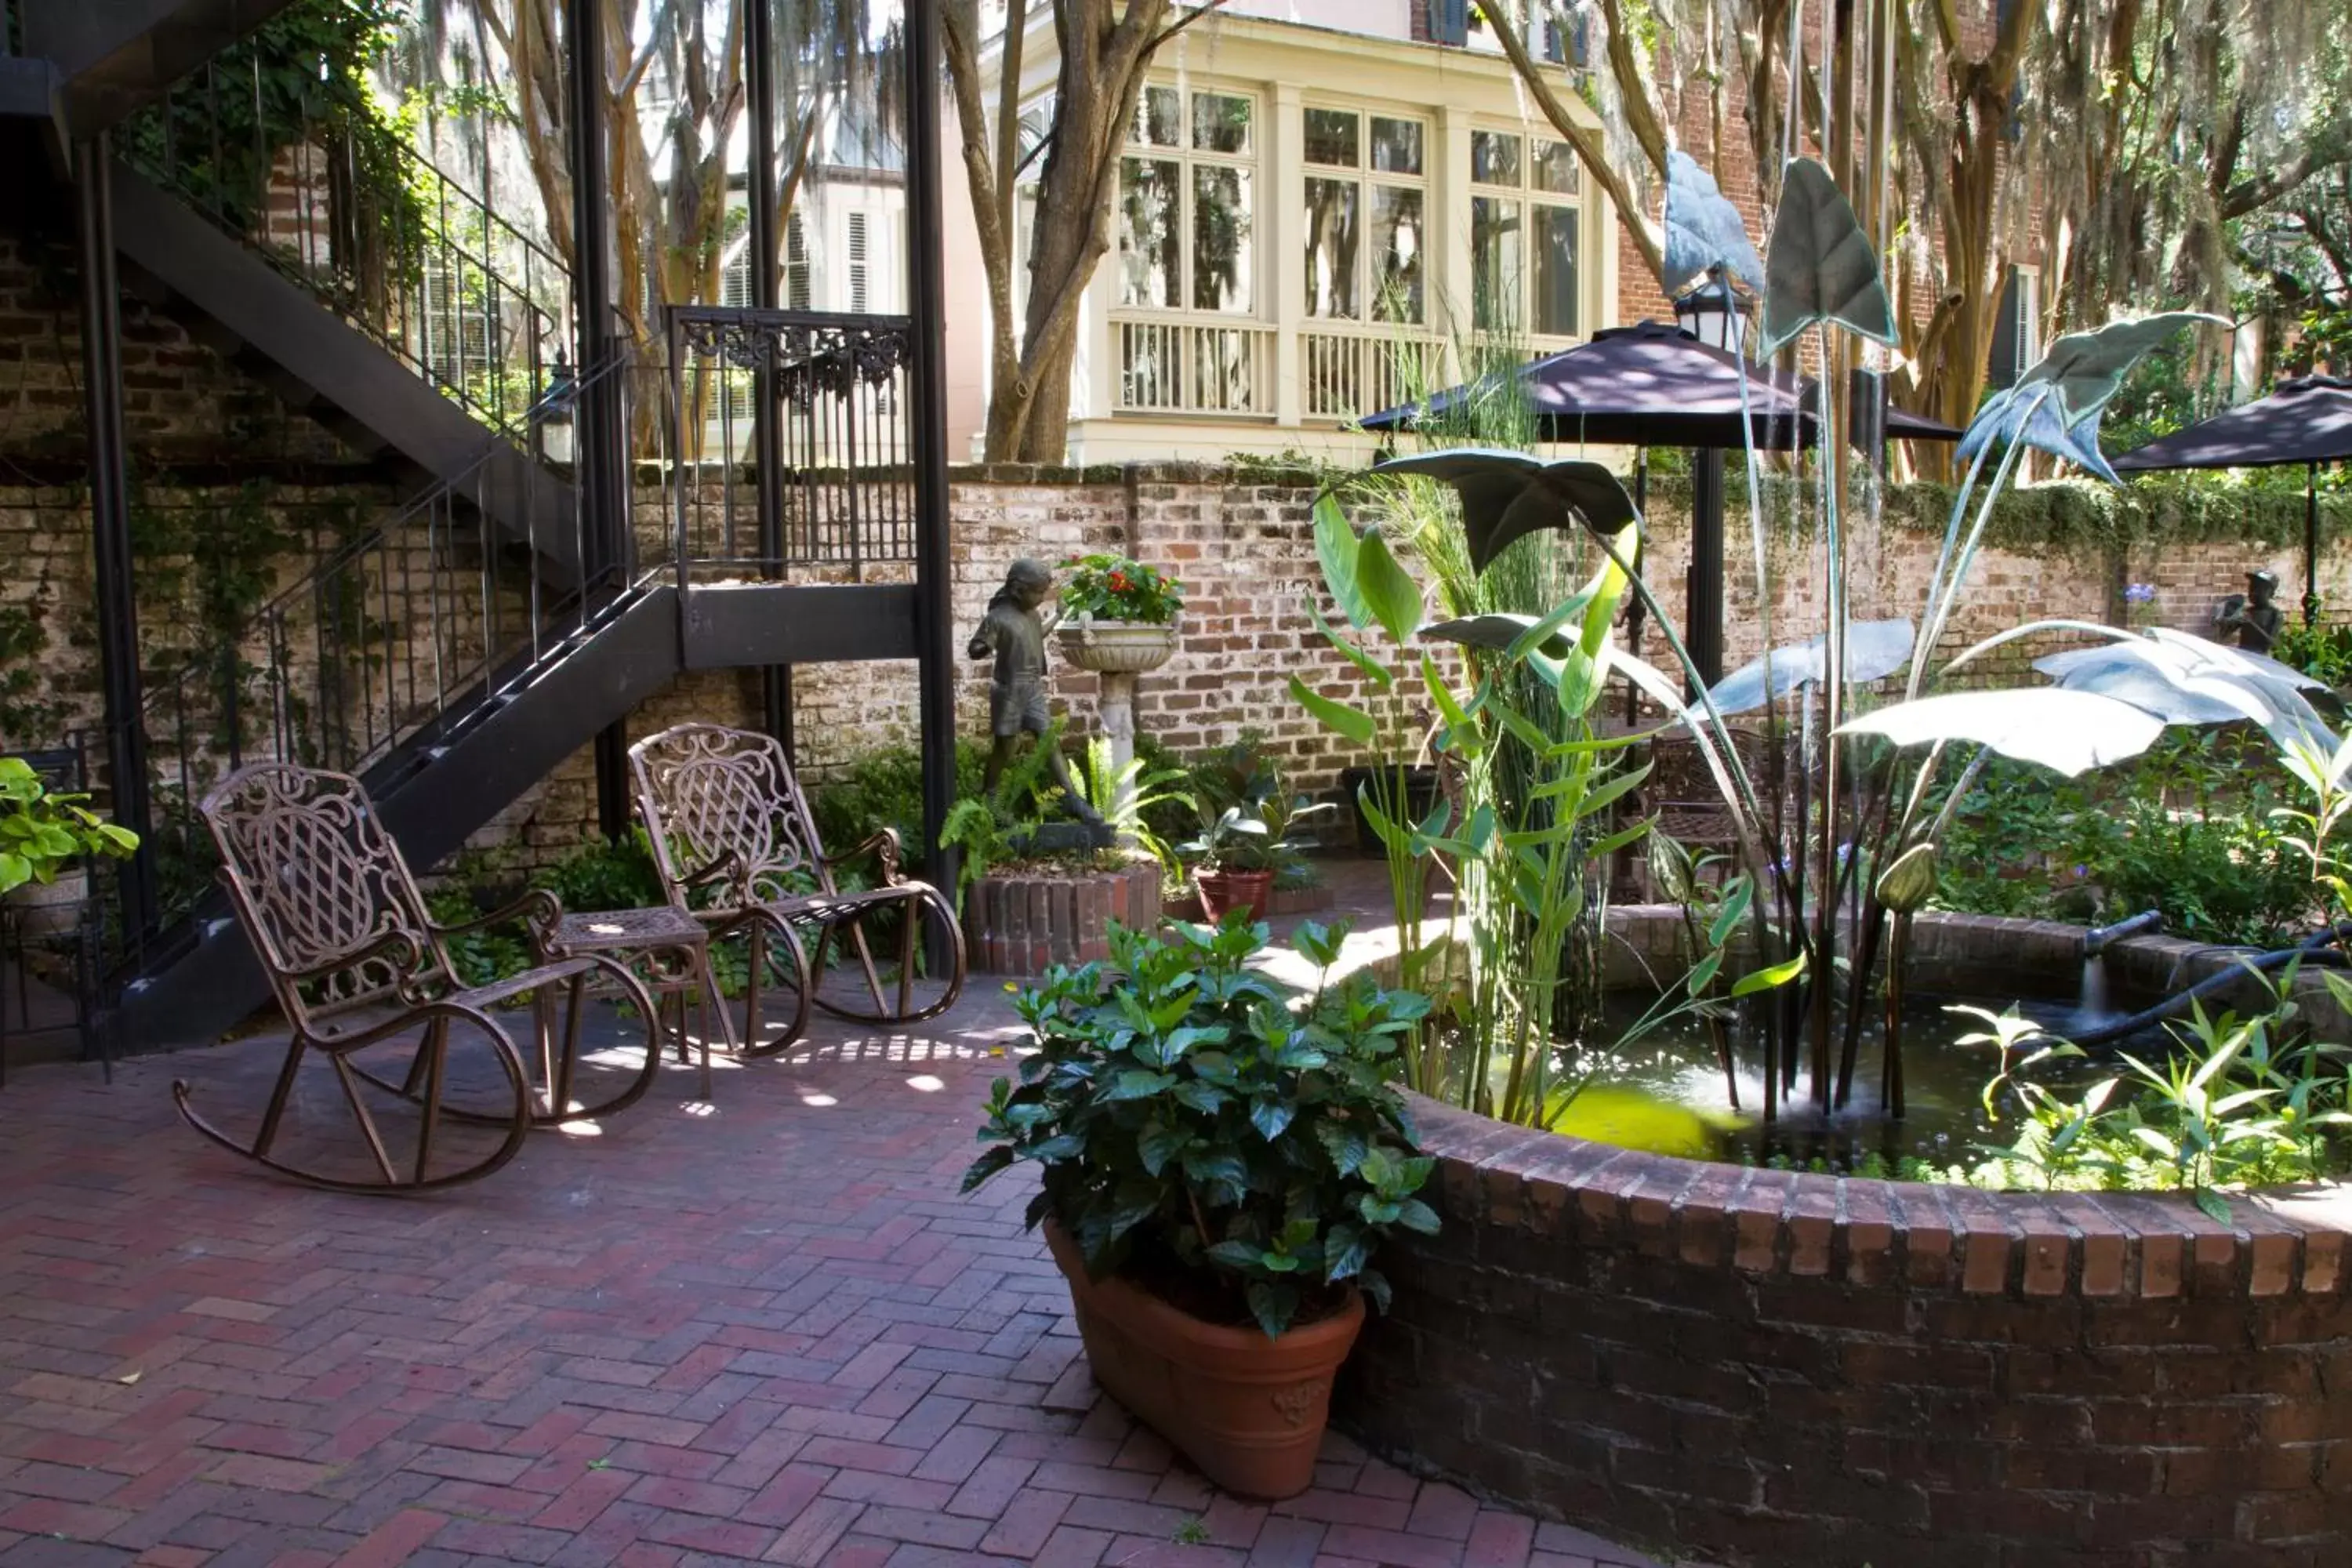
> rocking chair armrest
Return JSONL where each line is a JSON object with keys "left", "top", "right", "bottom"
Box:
{"left": 822, "top": 828, "right": 904, "bottom": 884}
{"left": 677, "top": 848, "right": 747, "bottom": 894}
{"left": 434, "top": 887, "right": 564, "bottom": 947}
{"left": 285, "top": 928, "right": 429, "bottom": 992}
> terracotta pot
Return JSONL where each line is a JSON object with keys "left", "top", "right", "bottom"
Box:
{"left": 1196, "top": 868, "right": 1273, "bottom": 922}
{"left": 1044, "top": 1222, "right": 1362, "bottom": 1500}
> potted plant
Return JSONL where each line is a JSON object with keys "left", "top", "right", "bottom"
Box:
{"left": 0, "top": 756, "right": 140, "bottom": 938}
{"left": 1181, "top": 788, "right": 1332, "bottom": 922}
{"left": 964, "top": 915, "right": 1437, "bottom": 1499}
{"left": 1056, "top": 554, "right": 1183, "bottom": 673}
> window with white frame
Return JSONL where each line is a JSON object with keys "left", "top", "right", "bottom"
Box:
{"left": 1301, "top": 107, "right": 1427, "bottom": 324}
{"left": 1469, "top": 129, "right": 1581, "bottom": 338}
{"left": 1119, "top": 85, "right": 1256, "bottom": 314}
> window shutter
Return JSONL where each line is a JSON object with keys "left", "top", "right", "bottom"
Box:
{"left": 848, "top": 211, "right": 870, "bottom": 315}
{"left": 1427, "top": 0, "right": 1468, "bottom": 48}
{"left": 786, "top": 212, "right": 813, "bottom": 311}
{"left": 1988, "top": 267, "right": 2031, "bottom": 389}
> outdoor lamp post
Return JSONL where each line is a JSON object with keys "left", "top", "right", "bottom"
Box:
{"left": 539, "top": 350, "right": 576, "bottom": 465}
{"left": 1671, "top": 268, "right": 1742, "bottom": 689}
{"left": 1671, "top": 267, "right": 1746, "bottom": 357}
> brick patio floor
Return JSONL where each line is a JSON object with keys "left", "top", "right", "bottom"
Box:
{"left": 0, "top": 978, "right": 1673, "bottom": 1568}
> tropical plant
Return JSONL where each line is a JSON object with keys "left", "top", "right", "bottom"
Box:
{"left": 1953, "top": 967, "right": 2352, "bottom": 1207}
{"left": 1059, "top": 555, "right": 1184, "bottom": 625}
{"left": 1071, "top": 736, "right": 1191, "bottom": 874}
{"left": 962, "top": 914, "right": 1438, "bottom": 1338}
{"left": 0, "top": 759, "right": 139, "bottom": 897}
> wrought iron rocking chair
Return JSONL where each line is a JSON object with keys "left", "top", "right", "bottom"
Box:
{"left": 181, "top": 763, "right": 663, "bottom": 1192}
{"left": 630, "top": 724, "right": 967, "bottom": 1052}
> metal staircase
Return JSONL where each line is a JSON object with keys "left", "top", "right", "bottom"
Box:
{"left": 110, "top": 311, "right": 935, "bottom": 1047}
{"left": 112, "top": 42, "right": 577, "bottom": 570}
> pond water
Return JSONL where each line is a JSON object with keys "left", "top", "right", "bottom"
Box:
{"left": 1552, "top": 988, "right": 2142, "bottom": 1171}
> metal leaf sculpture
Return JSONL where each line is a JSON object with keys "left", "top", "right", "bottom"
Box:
{"left": 1958, "top": 390, "right": 2122, "bottom": 483}
{"left": 1759, "top": 158, "right": 1896, "bottom": 357}
{"left": 1705, "top": 618, "right": 1915, "bottom": 715}
{"left": 1373, "top": 450, "right": 1640, "bottom": 572}
{"left": 1422, "top": 612, "right": 1576, "bottom": 661}
{"left": 1838, "top": 689, "right": 2167, "bottom": 777}
{"left": 2013, "top": 312, "right": 2229, "bottom": 423}
{"left": 2029, "top": 631, "right": 2336, "bottom": 755}
{"left": 1664, "top": 150, "right": 1765, "bottom": 296}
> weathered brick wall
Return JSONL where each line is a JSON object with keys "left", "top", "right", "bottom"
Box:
{"left": 1338, "top": 1093, "right": 2352, "bottom": 1568}
{"left": 0, "top": 233, "right": 354, "bottom": 467}
{"left": 471, "top": 464, "right": 2352, "bottom": 872}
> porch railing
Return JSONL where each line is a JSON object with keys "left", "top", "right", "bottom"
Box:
{"left": 123, "top": 45, "right": 568, "bottom": 434}
{"left": 1300, "top": 324, "right": 1446, "bottom": 422}
{"left": 1112, "top": 313, "right": 1276, "bottom": 417}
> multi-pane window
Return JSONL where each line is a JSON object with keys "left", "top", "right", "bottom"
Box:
{"left": 1120, "top": 85, "right": 1256, "bottom": 313}
{"left": 1470, "top": 129, "right": 1581, "bottom": 338}
{"left": 1301, "top": 107, "right": 1427, "bottom": 324}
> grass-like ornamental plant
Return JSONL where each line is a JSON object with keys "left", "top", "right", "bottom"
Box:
{"left": 963, "top": 913, "right": 1438, "bottom": 1338}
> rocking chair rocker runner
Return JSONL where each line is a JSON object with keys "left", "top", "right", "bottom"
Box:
{"left": 182, "top": 764, "right": 665, "bottom": 1192}
{"left": 630, "top": 724, "right": 967, "bottom": 1052}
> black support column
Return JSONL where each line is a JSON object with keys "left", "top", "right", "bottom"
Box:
{"left": 568, "top": 0, "right": 631, "bottom": 840}
{"left": 1686, "top": 446, "right": 1726, "bottom": 694}
{"left": 746, "top": 0, "right": 794, "bottom": 760}
{"left": 907, "top": 0, "right": 957, "bottom": 910}
{"left": 76, "top": 132, "right": 158, "bottom": 941}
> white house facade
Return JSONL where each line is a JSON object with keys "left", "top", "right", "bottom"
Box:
{"left": 949, "top": 5, "right": 1622, "bottom": 463}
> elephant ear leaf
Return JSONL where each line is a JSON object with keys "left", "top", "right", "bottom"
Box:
{"left": 1664, "top": 150, "right": 1766, "bottom": 296}
{"left": 1759, "top": 158, "right": 1896, "bottom": 357}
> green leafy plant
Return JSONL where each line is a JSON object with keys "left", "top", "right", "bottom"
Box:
{"left": 1070, "top": 737, "right": 1192, "bottom": 874}
{"left": 2273, "top": 621, "right": 2352, "bottom": 689}
{"left": 1178, "top": 789, "right": 1333, "bottom": 877}
{"left": 1059, "top": 554, "right": 1184, "bottom": 625}
{"left": 0, "top": 758, "right": 139, "bottom": 895}
{"left": 964, "top": 915, "right": 1438, "bottom": 1338}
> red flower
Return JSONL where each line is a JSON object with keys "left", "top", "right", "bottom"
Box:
{"left": 1109, "top": 571, "right": 1131, "bottom": 592}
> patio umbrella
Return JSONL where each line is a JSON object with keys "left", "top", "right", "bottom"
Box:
{"left": 1359, "top": 320, "right": 1961, "bottom": 684}
{"left": 2111, "top": 375, "right": 2352, "bottom": 626}
{"left": 1356, "top": 319, "right": 1961, "bottom": 450}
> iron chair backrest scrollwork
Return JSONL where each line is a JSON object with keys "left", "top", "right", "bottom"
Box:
{"left": 630, "top": 724, "right": 838, "bottom": 913}
{"left": 200, "top": 763, "right": 455, "bottom": 1033}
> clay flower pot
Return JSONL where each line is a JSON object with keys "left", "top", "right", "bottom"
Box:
{"left": 1196, "top": 868, "right": 1274, "bottom": 922}
{"left": 1044, "top": 1221, "right": 1362, "bottom": 1500}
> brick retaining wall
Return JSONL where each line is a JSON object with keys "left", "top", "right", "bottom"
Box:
{"left": 1334, "top": 1094, "right": 2352, "bottom": 1567}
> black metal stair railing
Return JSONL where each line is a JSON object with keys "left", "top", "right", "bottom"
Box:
{"left": 122, "top": 42, "right": 568, "bottom": 434}
{"left": 118, "top": 354, "right": 645, "bottom": 967}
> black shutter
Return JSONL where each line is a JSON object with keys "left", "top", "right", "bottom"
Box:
{"left": 1428, "top": 0, "right": 1469, "bottom": 47}
{"left": 1987, "top": 269, "right": 2026, "bottom": 390}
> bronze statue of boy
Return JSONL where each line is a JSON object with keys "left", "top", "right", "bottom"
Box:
{"left": 2215, "top": 569, "right": 2284, "bottom": 654}
{"left": 967, "top": 558, "right": 1105, "bottom": 829}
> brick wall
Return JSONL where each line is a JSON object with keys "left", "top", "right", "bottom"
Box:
{"left": 1338, "top": 1092, "right": 2352, "bottom": 1567}
{"left": 0, "top": 233, "right": 354, "bottom": 468}
{"left": 467, "top": 463, "right": 2352, "bottom": 872}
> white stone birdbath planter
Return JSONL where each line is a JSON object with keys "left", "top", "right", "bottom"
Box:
{"left": 1056, "top": 618, "right": 1178, "bottom": 836}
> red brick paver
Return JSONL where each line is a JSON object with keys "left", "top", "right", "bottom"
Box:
{"left": 0, "top": 989, "right": 1686, "bottom": 1566}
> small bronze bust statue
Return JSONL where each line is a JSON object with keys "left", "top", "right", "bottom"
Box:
{"left": 2215, "top": 569, "right": 2285, "bottom": 654}
{"left": 967, "top": 558, "right": 1105, "bottom": 829}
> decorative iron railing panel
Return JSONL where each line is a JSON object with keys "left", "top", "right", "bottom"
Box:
{"left": 665, "top": 306, "right": 920, "bottom": 580}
